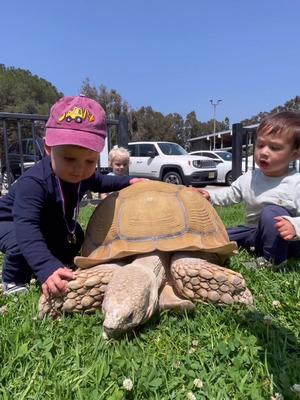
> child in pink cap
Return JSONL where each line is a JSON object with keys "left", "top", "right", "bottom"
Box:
{"left": 0, "top": 95, "right": 143, "bottom": 297}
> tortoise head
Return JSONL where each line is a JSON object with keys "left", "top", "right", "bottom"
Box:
{"left": 102, "top": 264, "right": 159, "bottom": 338}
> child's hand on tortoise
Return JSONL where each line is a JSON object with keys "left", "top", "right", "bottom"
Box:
{"left": 42, "top": 267, "right": 74, "bottom": 298}
{"left": 129, "top": 178, "right": 148, "bottom": 185}
{"left": 194, "top": 188, "right": 211, "bottom": 201}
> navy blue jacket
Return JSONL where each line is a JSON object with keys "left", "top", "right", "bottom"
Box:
{"left": 0, "top": 156, "right": 131, "bottom": 283}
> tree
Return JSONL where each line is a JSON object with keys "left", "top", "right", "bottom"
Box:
{"left": 185, "top": 111, "right": 202, "bottom": 139}
{"left": 129, "top": 107, "right": 165, "bottom": 141}
{"left": 164, "top": 113, "right": 185, "bottom": 145}
{"left": 81, "top": 79, "right": 129, "bottom": 118}
{"left": 241, "top": 95, "right": 300, "bottom": 125}
{"left": 0, "top": 64, "right": 62, "bottom": 114}
{"left": 224, "top": 117, "right": 230, "bottom": 129}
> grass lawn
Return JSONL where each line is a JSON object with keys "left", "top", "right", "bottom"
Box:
{"left": 0, "top": 203, "right": 299, "bottom": 399}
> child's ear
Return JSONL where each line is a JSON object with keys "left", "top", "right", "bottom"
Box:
{"left": 44, "top": 140, "right": 51, "bottom": 156}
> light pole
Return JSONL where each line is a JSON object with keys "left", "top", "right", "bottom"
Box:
{"left": 210, "top": 99, "right": 222, "bottom": 149}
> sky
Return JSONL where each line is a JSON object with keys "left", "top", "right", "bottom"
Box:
{"left": 1, "top": 0, "right": 300, "bottom": 125}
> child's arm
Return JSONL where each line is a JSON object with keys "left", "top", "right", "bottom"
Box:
{"left": 208, "top": 172, "right": 247, "bottom": 206}
{"left": 88, "top": 172, "right": 144, "bottom": 194}
{"left": 13, "top": 177, "right": 75, "bottom": 290}
{"left": 274, "top": 216, "right": 297, "bottom": 240}
{"left": 99, "top": 177, "right": 145, "bottom": 200}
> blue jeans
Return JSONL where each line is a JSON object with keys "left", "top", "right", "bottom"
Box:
{"left": 227, "top": 205, "right": 300, "bottom": 265}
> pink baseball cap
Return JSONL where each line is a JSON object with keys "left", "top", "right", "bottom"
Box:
{"left": 45, "top": 95, "right": 107, "bottom": 152}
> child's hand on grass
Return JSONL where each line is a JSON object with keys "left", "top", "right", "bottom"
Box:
{"left": 42, "top": 267, "right": 74, "bottom": 298}
{"left": 274, "top": 216, "right": 296, "bottom": 240}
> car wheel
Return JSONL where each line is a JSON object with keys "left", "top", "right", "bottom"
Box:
{"left": 163, "top": 171, "right": 183, "bottom": 185}
{"left": 225, "top": 171, "right": 233, "bottom": 185}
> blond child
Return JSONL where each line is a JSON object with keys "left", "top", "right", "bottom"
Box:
{"left": 101, "top": 147, "right": 130, "bottom": 199}
{"left": 108, "top": 146, "right": 130, "bottom": 177}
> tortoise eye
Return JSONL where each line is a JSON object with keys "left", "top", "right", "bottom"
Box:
{"left": 126, "top": 311, "right": 134, "bottom": 322}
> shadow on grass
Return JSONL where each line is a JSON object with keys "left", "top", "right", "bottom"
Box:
{"left": 237, "top": 310, "right": 300, "bottom": 399}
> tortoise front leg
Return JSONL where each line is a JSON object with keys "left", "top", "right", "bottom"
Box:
{"left": 170, "top": 252, "right": 253, "bottom": 306}
{"left": 38, "top": 263, "right": 122, "bottom": 318}
{"left": 159, "top": 283, "right": 195, "bottom": 312}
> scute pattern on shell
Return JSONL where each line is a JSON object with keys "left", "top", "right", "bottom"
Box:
{"left": 75, "top": 181, "right": 237, "bottom": 269}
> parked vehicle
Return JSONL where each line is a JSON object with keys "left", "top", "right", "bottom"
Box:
{"left": 189, "top": 150, "right": 234, "bottom": 185}
{"left": 1, "top": 137, "right": 45, "bottom": 190}
{"left": 128, "top": 141, "right": 218, "bottom": 187}
{"left": 189, "top": 150, "right": 257, "bottom": 185}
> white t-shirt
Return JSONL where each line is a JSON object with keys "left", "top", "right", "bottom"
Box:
{"left": 209, "top": 169, "right": 300, "bottom": 238}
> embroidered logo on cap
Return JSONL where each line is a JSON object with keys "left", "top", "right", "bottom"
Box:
{"left": 58, "top": 107, "right": 95, "bottom": 124}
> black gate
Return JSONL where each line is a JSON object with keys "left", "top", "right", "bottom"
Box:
{"left": 0, "top": 112, "right": 128, "bottom": 194}
{"left": 231, "top": 123, "right": 257, "bottom": 181}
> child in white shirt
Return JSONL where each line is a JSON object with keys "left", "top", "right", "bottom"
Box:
{"left": 199, "top": 111, "right": 300, "bottom": 268}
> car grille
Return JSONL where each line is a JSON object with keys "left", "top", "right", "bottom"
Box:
{"left": 192, "top": 160, "right": 216, "bottom": 169}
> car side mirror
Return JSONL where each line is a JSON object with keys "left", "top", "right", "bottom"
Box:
{"left": 147, "top": 150, "right": 156, "bottom": 158}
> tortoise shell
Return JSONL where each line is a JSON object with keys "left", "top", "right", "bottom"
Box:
{"left": 75, "top": 181, "right": 237, "bottom": 269}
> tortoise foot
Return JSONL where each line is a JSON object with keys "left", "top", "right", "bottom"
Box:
{"left": 159, "top": 283, "right": 195, "bottom": 312}
{"left": 38, "top": 263, "right": 121, "bottom": 318}
{"left": 233, "top": 288, "right": 254, "bottom": 306}
{"left": 170, "top": 252, "right": 253, "bottom": 306}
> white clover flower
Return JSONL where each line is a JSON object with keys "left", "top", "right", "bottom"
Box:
{"left": 272, "top": 300, "right": 281, "bottom": 308}
{"left": 187, "top": 391, "right": 197, "bottom": 400}
{"left": 188, "top": 347, "right": 196, "bottom": 354}
{"left": 193, "top": 378, "right": 203, "bottom": 389}
{"left": 263, "top": 315, "right": 273, "bottom": 325}
{"left": 0, "top": 305, "right": 8, "bottom": 315}
{"left": 292, "top": 384, "right": 300, "bottom": 397}
{"left": 174, "top": 360, "right": 181, "bottom": 368}
{"left": 122, "top": 378, "right": 133, "bottom": 391}
{"left": 270, "top": 393, "right": 284, "bottom": 400}
{"left": 192, "top": 340, "right": 199, "bottom": 347}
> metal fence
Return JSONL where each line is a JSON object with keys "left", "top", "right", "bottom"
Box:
{"left": 0, "top": 112, "right": 129, "bottom": 196}
{"left": 231, "top": 123, "right": 257, "bottom": 181}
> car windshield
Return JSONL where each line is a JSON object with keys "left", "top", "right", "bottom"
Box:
{"left": 158, "top": 142, "right": 187, "bottom": 155}
{"left": 216, "top": 151, "right": 232, "bottom": 161}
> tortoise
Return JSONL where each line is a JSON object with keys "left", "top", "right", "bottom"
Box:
{"left": 39, "top": 181, "right": 253, "bottom": 338}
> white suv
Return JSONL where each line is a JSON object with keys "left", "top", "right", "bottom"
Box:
{"left": 128, "top": 141, "right": 217, "bottom": 187}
